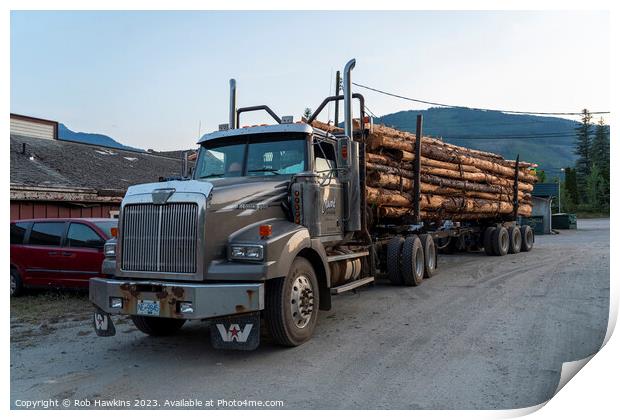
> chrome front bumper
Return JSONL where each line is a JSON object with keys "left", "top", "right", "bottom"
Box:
{"left": 89, "top": 277, "right": 264, "bottom": 320}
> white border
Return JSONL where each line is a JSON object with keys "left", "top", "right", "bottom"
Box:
{"left": 3, "top": 1, "right": 616, "bottom": 419}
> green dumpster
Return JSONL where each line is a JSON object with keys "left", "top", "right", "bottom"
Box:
{"left": 552, "top": 213, "right": 577, "bottom": 229}
{"left": 520, "top": 216, "right": 545, "bottom": 235}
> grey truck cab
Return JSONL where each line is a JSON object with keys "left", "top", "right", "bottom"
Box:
{"left": 90, "top": 59, "right": 374, "bottom": 349}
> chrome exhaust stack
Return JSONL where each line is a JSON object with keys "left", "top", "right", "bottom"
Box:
{"left": 342, "top": 58, "right": 361, "bottom": 232}
{"left": 343, "top": 58, "right": 356, "bottom": 144}
{"left": 229, "top": 79, "right": 237, "bottom": 129}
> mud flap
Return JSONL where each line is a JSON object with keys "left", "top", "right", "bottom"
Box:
{"left": 93, "top": 308, "right": 116, "bottom": 337}
{"left": 210, "top": 312, "right": 260, "bottom": 351}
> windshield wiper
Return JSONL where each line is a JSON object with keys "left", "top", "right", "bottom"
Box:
{"left": 200, "top": 172, "right": 225, "bottom": 178}
{"left": 247, "top": 168, "right": 280, "bottom": 175}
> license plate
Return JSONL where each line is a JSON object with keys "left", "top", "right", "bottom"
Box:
{"left": 137, "top": 300, "right": 160, "bottom": 316}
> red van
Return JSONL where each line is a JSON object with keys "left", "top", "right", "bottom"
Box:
{"left": 10, "top": 218, "right": 117, "bottom": 296}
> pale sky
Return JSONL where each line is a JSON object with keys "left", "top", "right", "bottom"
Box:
{"left": 10, "top": 10, "right": 609, "bottom": 151}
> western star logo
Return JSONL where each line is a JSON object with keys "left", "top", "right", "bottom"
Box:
{"left": 216, "top": 323, "right": 254, "bottom": 342}
{"left": 322, "top": 199, "right": 336, "bottom": 214}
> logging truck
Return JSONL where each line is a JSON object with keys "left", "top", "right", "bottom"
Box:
{"left": 89, "top": 58, "right": 535, "bottom": 350}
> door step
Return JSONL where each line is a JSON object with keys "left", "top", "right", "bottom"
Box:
{"left": 330, "top": 276, "right": 375, "bottom": 295}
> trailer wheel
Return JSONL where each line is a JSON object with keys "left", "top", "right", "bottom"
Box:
{"left": 265, "top": 257, "right": 319, "bottom": 346}
{"left": 483, "top": 227, "right": 496, "bottom": 256}
{"left": 130, "top": 316, "right": 186, "bottom": 336}
{"left": 401, "top": 235, "right": 425, "bottom": 286}
{"left": 418, "top": 234, "right": 437, "bottom": 278}
{"left": 492, "top": 227, "right": 509, "bottom": 256}
{"left": 387, "top": 237, "right": 404, "bottom": 285}
{"left": 520, "top": 225, "right": 534, "bottom": 252}
{"left": 508, "top": 226, "right": 522, "bottom": 254}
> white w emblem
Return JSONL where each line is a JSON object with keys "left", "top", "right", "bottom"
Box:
{"left": 216, "top": 323, "right": 254, "bottom": 342}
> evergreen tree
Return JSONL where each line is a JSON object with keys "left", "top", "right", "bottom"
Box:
{"left": 303, "top": 108, "right": 313, "bottom": 120}
{"left": 591, "top": 117, "right": 610, "bottom": 180}
{"left": 585, "top": 164, "right": 604, "bottom": 212}
{"left": 574, "top": 109, "right": 593, "bottom": 200}
{"left": 563, "top": 167, "right": 579, "bottom": 206}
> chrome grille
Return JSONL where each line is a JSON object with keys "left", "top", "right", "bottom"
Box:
{"left": 121, "top": 203, "right": 198, "bottom": 273}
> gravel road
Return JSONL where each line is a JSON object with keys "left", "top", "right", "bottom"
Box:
{"left": 10, "top": 219, "right": 610, "bottom": 409}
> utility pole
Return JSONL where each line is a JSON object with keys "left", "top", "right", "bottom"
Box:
{"left": 559, "top": 168, "right": 565, "bottom": 213}
{"left": 334, "top": 71, "right": 341, "bottom": 126}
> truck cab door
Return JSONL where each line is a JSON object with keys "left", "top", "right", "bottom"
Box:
{"left": 313, "top": 139, "right": 344, "bottom": 237}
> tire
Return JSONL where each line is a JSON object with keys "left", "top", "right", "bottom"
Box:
{"left": 401, "top": 235, "right": 425, "bottom": 286}
{"left": 387, "top": 237, "right": 404, "bottom": 285}
{"left": 483, "top": 227, "right": 496, "bottom": 256}
{"left": 10, "top": 267, "right": 23, "bottom": 297}
{"left": 508, "top": 226, "right": 522, "bottom": 254}
{"left": 520, "top": 225, "right": 534, "bottom": 252}
{"left": 130, "top": 316, "right": 186, "bottom": 336}
{"left": 418, "top": 234, "right": 437, "bottom": 278}
{"left": 492, "top": 226, "right": 509, "bottom": 256}
{"left": 265, "top": 257, "right": 319, "bottom": 347}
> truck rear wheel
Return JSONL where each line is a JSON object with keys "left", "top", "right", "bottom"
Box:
{"left": 387, "top": 237, "right": 404, "bottom": 285}
{"left": 130, "top": 316, "right": 186, "bottom": 336}
{"left": 401, "top": 235, "right": 425, "bottom": 286}
{"left": 520, "top": 225, "right": 534, "bottom": 252}
{"left": 418, "top": 234, "right": 437, "bottom": 278}
{"left": 265, "top": 257, "right": 319, "bottom": 347}
{"left": 508, "top": 226, "right": 522, "bottom": 254}
{"left": 483, "top": 227, "right": 496, "bottom": 256}
{"left": 492, "top": 227, "right": 510, "bottom": 256}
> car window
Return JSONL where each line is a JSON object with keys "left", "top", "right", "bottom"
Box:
{"left": 29, "top": 222, "right": 65, "bottom": 246}
{"left": 10, "top": 222, "right": 29, "bottom": 245}
{"left": 67, "top": 223, "right": 105, "bottom": 249}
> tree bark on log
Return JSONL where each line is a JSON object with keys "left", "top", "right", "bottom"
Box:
{"left": 366, "top": 187, "right": 532, "bottom": 215}
{"left": 367, "top": 172, "right": 527, "bottom": 201}
{"left": 366, "top": 161, "right": 534, "bottom": 192}
{"left": 378, "top": 207, "right": 532, "bottom": 219}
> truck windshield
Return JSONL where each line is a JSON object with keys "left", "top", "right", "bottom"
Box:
{"left": 196, "top": 137, "right": 307, "bottom": 179}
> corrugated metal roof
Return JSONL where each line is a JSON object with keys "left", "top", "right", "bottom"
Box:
{"left": 10, "top": 134, "right": 187, "bottom": 193}
{"left": 532, "top": 182, "right": 559, "bottom": 197}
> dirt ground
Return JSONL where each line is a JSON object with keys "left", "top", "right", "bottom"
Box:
{"left": 10, "top": 219, "right": 610, "bottom": 410}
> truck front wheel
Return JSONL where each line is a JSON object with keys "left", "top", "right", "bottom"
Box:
{"left": 130, "top": 316, "right": 186, "bottom": 336}
{"left": 266, "top": 257, "right": 319, "bottom": 347}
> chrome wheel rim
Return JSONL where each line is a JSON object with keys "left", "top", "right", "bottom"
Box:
{"left": 290, "top": 275, "right": 314, "bottom": 329}
{"left": 501, "top": 232, "right": 509, "bottom": 251}
{"left": 428, "top": 244, "right": 436, "bottom": 269}
{"left": 415, "top": 249, "right": 425, "bottom": 278}
{"left": 10, "top": 272, "right": 16, "bottom": 296}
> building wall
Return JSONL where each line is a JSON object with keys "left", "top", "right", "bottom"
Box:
{"left": 10, "top": 118, "right": 56, "bottom": 140}
{"left": 531, "top": 196, "right": 552, "bottom": 234}
{"left": 10, "top": 201, "right": 119, "bottom": 220}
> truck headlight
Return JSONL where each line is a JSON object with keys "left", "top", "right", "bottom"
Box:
{"left": 104, "top": 242, "right": 116, "bottom": 258}
{"left": 230, "top": 245, "right": 264, "bottom": 261}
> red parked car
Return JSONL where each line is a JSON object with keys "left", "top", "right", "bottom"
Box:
{"left": 10, "top": 218, "right": 117, "bottom": 296}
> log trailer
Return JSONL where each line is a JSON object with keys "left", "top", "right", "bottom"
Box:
{"left": 90, "top": 59, "right": 535, "bottom": 350}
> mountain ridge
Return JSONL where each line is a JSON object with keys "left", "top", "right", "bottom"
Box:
{"left": 58, "top": 123, "right": 143, "bottom": 152}
{"left": 375, "top": 107, "right": 581, "bottom": 179}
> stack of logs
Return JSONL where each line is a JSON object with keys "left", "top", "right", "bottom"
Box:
{"left": 311, "top": 121, "right": 537, "bottom": 222}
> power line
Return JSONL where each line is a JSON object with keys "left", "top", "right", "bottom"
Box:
{"left": 364, "top": 105, "right": 378, "bottom": 119}
{"left": 353, "top": 82, "right": 610, "bottom": 116}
